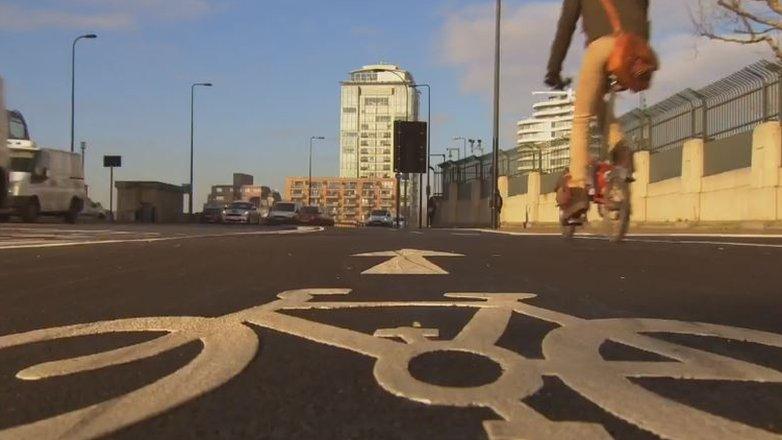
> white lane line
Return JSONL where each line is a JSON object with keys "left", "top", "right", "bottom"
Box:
{"left": 469, "top": 228, "right": 782, "bottom": 239}
{"left": 622, "top": 238, "right": 782, "bottom": 249}
{"left": 0, "top": 227, "right": 323, "bottom": 250}
{"left": 467, "top": 228, "right": 782, "bottom": 249}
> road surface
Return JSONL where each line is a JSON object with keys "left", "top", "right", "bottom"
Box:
{"left": 0, "top": 223, "right": 780, "bottom": 439}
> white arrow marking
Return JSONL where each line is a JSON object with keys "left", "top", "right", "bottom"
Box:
{"left": 353, "top": 249, "right": 464, "bottom": 275}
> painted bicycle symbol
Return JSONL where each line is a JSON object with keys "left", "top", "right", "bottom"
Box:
{"left": 1, "top": 289, "right": 781, "bottom": 440}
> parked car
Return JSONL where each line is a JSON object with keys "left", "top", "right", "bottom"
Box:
{"left": 221, "top": 201, "right": 262, "bottom": 224}
{"left": 80, "top": 199, "right": 107, "bottom": 220}
{"left": 201, "top": 206, "right": 224, "bottom": 223}
{"left": 298, "top": 206, "right": 335, "bottom": 226}
{"left": 267, "top": 201, "right": 300, "bottom": 225}
{"left": 365, "top": 209, "right": 394, "bottom": 227}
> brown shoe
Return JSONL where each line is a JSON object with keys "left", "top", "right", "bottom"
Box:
{"left": 560, "top": 187, "right": 589, "bottom": 224}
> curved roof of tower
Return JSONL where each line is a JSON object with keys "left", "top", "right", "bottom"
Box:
{"left": 352, "top": 63, "right": 403, "bottom": 73}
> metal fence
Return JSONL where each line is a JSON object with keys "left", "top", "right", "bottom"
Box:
{"left": 622, "top": 60, "right": 780, "bottom": 153}
{"left": 439, "top": 60, "right": 780, "bottom": 188}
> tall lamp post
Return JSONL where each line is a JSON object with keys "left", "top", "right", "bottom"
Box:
{"left": 189, "top": 82, "right": 212, "bottom": 217}
{"left": 413, "top": 84, "right": 431, "bottom": 229}
{"left": 383, "top": 69, "right": 411, "bottom": 229}
{"left": 71, "top": 33, "right": 97, "bottom": 153}
{"left": 308, "top": 136, "right": 326, "bottom": 206}
{"left": 491, "top": 0, "right": 502, "bottom": 229}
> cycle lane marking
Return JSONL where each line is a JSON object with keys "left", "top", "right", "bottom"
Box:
{"left": 0, "top": 289, "right": 780, "bottom": 440}
{"left": 352, "top": 249, "right": 464, "bottom": 274}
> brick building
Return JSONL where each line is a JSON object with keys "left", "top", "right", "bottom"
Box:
{"left": 284, "top": 176, "right": 396, "bottom": 224}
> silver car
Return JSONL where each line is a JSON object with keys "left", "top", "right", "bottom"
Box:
{"left": 365, "top": 209, "right": 394, "bottom": 227}
{"left": 266, "top": 201, "right": 300, "bottom": 225}
{"left": 221, "top": 202, "right": 262, "bottom": 224}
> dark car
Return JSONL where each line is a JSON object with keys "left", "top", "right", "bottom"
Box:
{"left": 298, "top": 206, "right": 335, "bottom": 226}
{"left": 201, "top": 206, "right": 224, "bottom": 223}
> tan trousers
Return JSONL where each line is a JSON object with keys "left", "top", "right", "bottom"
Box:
{"left": 569, "top": 36, "right": 625, "bottom": 188}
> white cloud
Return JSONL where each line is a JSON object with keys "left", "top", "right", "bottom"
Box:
{"left": 436, "top": 0, "right": 772, "bottom": 144}
{"left": 0, "top": 0, "right": 216, "bottom": 31}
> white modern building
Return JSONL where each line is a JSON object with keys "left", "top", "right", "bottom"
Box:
{"left": 339, "top": 64, "right": 419, "bottom": 179}
{"left": 516, "top": 90, "right": 576, "bottom": 173}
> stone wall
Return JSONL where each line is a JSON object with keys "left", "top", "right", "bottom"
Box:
{"left": 435, "top": 122, "right": 781, "bottom": 227}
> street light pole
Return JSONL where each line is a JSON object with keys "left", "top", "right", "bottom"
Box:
{"left": 383, "top": 69, "right": 411, "bottom": 229}
{"left": 308, "top": 136, "right": 325, "bottom": 206}
{"left": 189, "top": 82, "right": 213, "bottom": 217}
{"left": 491, "top": 0, "right": 502, "bottom": 229}
{"left": 71, "top": 34, "right": 97, "bottom": 153}
{"left": 413, "top": 84, "right": 431, "bottom": 229}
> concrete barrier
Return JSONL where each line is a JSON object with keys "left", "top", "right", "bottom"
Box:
{"left": 436, "top": 122, "right": 782, "bottom": 228}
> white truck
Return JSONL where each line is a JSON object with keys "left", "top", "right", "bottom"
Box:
{"left": 3, "top": 110, "right": 86, "bottom": 223}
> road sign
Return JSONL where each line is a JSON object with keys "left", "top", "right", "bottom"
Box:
{"left": 103, "top": 155, "right": 122, "bottom": 168}
{"left": 393, "top": 121, "right": 427, "bottom": 174}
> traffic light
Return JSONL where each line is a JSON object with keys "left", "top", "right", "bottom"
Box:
{"left": 394, "top": 121, "right": 427, "bottom": 173}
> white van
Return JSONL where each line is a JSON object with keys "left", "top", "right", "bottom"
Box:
{"left": 4, "top": 111, "right": 86, "bottom": 223}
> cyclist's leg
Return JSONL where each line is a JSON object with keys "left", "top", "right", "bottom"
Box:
{"left": 570, "top": 37, "right": 614, "bottom": 189}
{"left": 605, "top": 93, "right": 633, "bottom": 172}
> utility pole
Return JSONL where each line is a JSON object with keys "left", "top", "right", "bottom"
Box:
{"left": 80, "top": 141, "right": 86, "bottom": 170}
{"left": 308, "top": 136, "right": 326, "bottom": 206}
{"left": 491, "top": 0, "right": 502, "bottom": 229}
{"left": 71, "top": 34, "right": 97, "bottom": 153}
{"left": 189, "top": 82, "right": 212, "bottom": 217}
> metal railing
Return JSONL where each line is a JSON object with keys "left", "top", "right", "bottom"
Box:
{"left": 439, "top": 60, "right": 781, "bottom": 187}
{"left": 622, "top": 60, "right": 780, "bottom": 153}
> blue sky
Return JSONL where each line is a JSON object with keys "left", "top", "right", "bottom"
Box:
{"left": 0, "top": 0, "right": 770, "bottom": 208}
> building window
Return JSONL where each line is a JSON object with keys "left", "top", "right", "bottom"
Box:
{"left": 365, "top": 97, "right": 389, "bottom": 106}
{"left": 351, "top": 72, "right": 378, "bottom": 82}
{"left": 343, "top": 107, "right": 357, "bottom": 113}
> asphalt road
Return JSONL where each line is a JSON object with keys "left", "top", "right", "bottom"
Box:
{"left": 0, "top": 224, "right": 780, "bottom": 440}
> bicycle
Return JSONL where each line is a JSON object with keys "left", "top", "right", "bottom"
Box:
{"left": 560, "top": 159, "right": 631, "bottom": 242}
{"left": 553, "top": 77, "right": 632, "bottom": 243}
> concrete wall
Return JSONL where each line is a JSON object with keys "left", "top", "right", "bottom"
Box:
{"left": 436, "top": 122, "right": 781, "bottom": 227}
{"left": 116, "top": 185, "right": 184, "bottom": 223}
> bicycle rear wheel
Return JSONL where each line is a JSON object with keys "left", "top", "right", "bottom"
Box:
{"left": 602, "top": 175, "right": 630, "bottom": 242}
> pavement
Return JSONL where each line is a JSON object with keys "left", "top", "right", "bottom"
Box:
{"left": 0, "top": 223, "right": 780, "bottom": 440}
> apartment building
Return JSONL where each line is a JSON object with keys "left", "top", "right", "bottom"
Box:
{"left": 284, "top": 176, "right": 397, "bottom": 224}
{"left": 339, "top": 64, "right": 419, "bottom": 179}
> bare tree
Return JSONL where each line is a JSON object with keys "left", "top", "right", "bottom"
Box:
{"left": 695, "top": 0, "right": 782, "bottom": 62}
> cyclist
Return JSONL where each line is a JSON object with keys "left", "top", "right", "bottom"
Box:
{"left": 545, "top": 0, "right": 651, "bottom": 221}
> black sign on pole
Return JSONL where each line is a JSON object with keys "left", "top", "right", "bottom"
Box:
{"left": 103, "top": 155, "right": 122, "bottom": 168}
{"left": 393, "top": 121, "right": 427, "bottom": 174}
{"left": 103, "top": 155, "right": 122, "bottom": 221}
